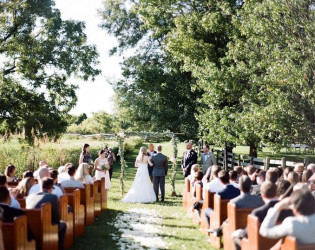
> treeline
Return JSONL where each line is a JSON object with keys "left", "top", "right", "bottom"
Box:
{"left": 100, "top": 0, "right": 315, "bottom": 156}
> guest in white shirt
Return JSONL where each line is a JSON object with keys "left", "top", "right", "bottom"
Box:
{"left": 61, "top": 165, "right": 84, "bottom": 188}
{"left": 203, "top": 165, "right": 224, "bottom": 198}
{"left": 74, "top": 163, "right": 94, "bottom": 184}
{"left": 29, "top": 167, "right": 64, "bottom": 199}
{"left": 57, "top": 164, "right": 70, "bottom": 183}
{"left": 260, "top": 189, "right": 315, "bottom": 245}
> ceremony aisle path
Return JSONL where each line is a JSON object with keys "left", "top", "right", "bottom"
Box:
{"left": 70, "top": 143, "right": 215, "bottom": 250}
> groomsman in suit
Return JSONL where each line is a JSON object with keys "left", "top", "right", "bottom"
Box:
{"left": 147, "top": 143, "right": 157, "bottom": 182}
{"left": 201, "top": 144, "right": 216, "bottom": 175}
{"left": 181, "top": 142, "right": 198, "bottom": 178}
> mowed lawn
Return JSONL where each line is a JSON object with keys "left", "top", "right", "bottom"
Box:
{"left": 70, "top": 142, "right": 214, "bottom": 250}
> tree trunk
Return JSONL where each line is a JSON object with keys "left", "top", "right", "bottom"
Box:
{"left": 249, "top": 142, "right": 258, "bottom": 158}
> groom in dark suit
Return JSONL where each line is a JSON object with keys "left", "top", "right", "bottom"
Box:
{"left": 151, "top": 145, "right": 168, "bottom": 202}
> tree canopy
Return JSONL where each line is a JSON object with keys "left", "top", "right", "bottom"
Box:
{"left": 101, "top": 0, "right": 315, "bottom": 155}
{"left": 0, "top": 0, "right": 100, "bottom": 142}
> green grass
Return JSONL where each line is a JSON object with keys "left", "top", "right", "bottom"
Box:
{"left": 70, "top": 142, "right": 214, "bottom": 250}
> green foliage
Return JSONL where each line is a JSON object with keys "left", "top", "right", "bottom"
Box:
{"left": 100, "top": 0, "right": 200, "bottom": 140}
{"left": 0, "top": 0, "right": 100, "bottom": 142}
{"left": 0, "top": 138, "right": 116, "bottom": 175}
{"left": 123, "top": 136, "right": 143, "bottom": 154}
{"left": 67, "top": 111, "right": 118, "bottom": 134}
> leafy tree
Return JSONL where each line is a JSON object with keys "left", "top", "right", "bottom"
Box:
{"left": 0, "top": 0, "right": 100, "bottom": 142}
{"left": 76, "top": 113, "right": 88, "bottom": 125}
{"left": 67, "top": 111, "right": 117, "bottom": 134}
{"left": 100, "top": 0, "right": 200, "bottom": 139}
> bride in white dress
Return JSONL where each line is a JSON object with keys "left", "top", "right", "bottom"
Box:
{"left": 122, "top": 147, "right": 157, "bottom": 203}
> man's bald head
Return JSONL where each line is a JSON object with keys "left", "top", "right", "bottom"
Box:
{"left": 38, "top": 167, "right": 50, "bottom": 180}
{"left": 39, "top": 160, "right": 48, "bottom": 167}
{"left": 186, "top": 142, "right": 193, "bottom": 150}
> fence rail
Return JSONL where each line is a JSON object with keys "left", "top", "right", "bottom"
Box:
{"left": 214, "top": 149, "right": 311, "bottom": 170}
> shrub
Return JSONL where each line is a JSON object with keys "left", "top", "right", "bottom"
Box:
{"left": 123, "top": 136, "right": 143, "bottom": 154}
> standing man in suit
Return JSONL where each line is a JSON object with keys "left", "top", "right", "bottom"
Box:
{"left": 147, "top": 143, "right": 157, "bottom": 182}
{"left": 26, "top": 178, "right": 66, "bottom": 250}
{"left": 151, "top": 145, "right": 168, "bottom": 202}
{"left": 201, "top": 144, "right": 216, "bottom": 175}
{"left": 181, "top": 142, "right": 197, "bottom": 178}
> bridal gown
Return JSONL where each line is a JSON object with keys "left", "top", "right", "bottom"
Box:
{"left": 122, "top": 162, "right": 157, "bottom": 203}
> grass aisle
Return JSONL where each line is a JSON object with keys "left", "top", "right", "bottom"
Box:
{"left": 70, "top": 143, "right": 214, "bottom": 250}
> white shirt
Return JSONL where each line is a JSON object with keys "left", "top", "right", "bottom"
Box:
{"left": 203, "top": 177, "right": 224, "bottom": 198}
{"left": 230, "top": 181, "right": 239, "bottom": 188}
{"left": 61, "top": 178, "right": 84, "bottom": 188}
{"left": 29, "top": 183, "right": 64, "bottom": 199}
{"left": 58, "top": 173, "right": 70, "bottom": 184}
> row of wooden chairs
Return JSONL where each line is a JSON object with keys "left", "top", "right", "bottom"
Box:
{"left": 3, "top": 178, "right": 107, "bottom": 250}
{"left": 182, "top": 178, "right": 315, "bottom": 250}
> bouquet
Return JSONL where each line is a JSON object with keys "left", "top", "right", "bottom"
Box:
{"left": 100, "top": 164, "right": 110, "bottom": 171}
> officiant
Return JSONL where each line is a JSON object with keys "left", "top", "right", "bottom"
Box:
{"left": 147, "top": 143, "right": 157, "bottom": 182}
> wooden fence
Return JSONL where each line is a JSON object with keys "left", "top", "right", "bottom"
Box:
{"left": 214, "top": 150, "right": 311, "bottom": 170}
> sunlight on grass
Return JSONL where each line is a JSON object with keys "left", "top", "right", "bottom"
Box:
{"left": 70, "top": 142, "right": 214, "bottom": 249}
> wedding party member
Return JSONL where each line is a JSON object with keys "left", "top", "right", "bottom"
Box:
{"left": 74, "top": 163, "right": 94, "bottom": 184}
{"left": 122, "top": 147, "right": 156, "bottom": 203}
{"left": 29, "top": 167, "right": 64, "bottom": 199}
{"left": 13, "top": 177, "right": 35, "bottom": 199}
{"left": 94, "top": 150, "right": 111, "bottom": 190}
{"left": 151, "top": 145, "right": 168, "bottom": 202}
{"left": 181, "top": 142, "right": 197, "bottom": 178}
{"left": 26, "top": 178, "right": 67, "bottom": 250}
{"left": 79, "top": 143, "right": 91, "bottom": 165}
{"left": 260, "top": 189, "right": 315, "bottom": 245}
{"left": 104, "top": 146, "right": 116, "bottom": 180}
{"left": 0, "top": 175, "right": 21, "bottom": 208}
{"left": 61, "top": 165, "right": 84, "bottom": 188}
{"left": 201, "top": 145, "right": 216, "bottom": 175}
{"left": 5, "top": 165, "right": 18, "bottom": 182}
{"left": 147, "top": 143, "right": 157, "bottom": 182}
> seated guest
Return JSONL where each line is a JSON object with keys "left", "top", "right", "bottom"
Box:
{"left": 283, "top": 166, "right": 294, "bottom": 180}
{"left": 57, "top": 164, "right": 71, "bottom": 184}
{"left": 234, "top": 166, "right": 243, "bottom": 183}
{"left": 232, "top": 182, "right": 292, "bottom": 250}
{"left": 74, "top": 163, "right": 93, "bottom": 184}
{"left": 287, "top": 171, "right": 299, "bottom": 185}
{"left": 266, "top": 169, "right": 279, "bottom": 184}
{"left": 13, "top": 177, "right": 35, "bottom": 199}
{"left": 302, "top": 169, "right": 312, "bottom": 183}
{"left": 202, "top": 165, "right": 224, "bottom": 197}
{"left": 260, "top": 189, "right": 315, "bottom": 245}
{"left": 229, "top": 170, "right": 239, "bottom": 188}
{"left": 0, "top": 186, "right": 25, "bottom": 222}
{"left": 246, "top": 165, "right": 257, "bottom": 185}
{"left": 277, "top": 180, "right": 292, "bottom": 200}
{"left": 192, "top": 172, "right": 203, "bottom": 197}
{"left": 60, "top": 165, "right": 84, "bottom": 188}
{"left": 189, "top": 164, "right": 201, "bottom": 183}
{"left": 251, "top": 170, "right": 266, "bottom": 195}
{"left": 0, "top": 175, "right": 20, "bottom": 208}
{"left": 204, "top": 170, "right": 240, "bottom": 229}
{"left": 276, "top": 166, "right": 283, "bottom": 180}
{"left": 230, "top": 176, "right": 264, "bottom": 208}
{"left": 294, "top": 162, "right": 304, "bottom": 182}
{"left": 29, "top": 168, "right": 64, "bottom": 199}
{"left": 49, "top": 169, "right": 59, "bottom": 185}
{"left": 23, "top": 170, "right": 34, "bottom": 179}
{"left": 26, "top": 178, "right": 66, "bottom": 250}
{"left": 307, "top": 163, "right": 315, "bottom": 174}
{"left": 5, "top": 165, "right": 18, "bottom": 183}
{"left": 211, "top": 175, "right": 263, "bottom": 237}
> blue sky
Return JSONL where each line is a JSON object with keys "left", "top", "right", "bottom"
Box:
{"left": 55, "top": 0, "right": 121, "bottom": 116}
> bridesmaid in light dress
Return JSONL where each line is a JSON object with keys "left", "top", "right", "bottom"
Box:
{"left": 94, "top": 149, "right": 111, "bottom": 190}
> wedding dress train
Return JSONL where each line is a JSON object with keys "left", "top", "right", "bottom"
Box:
{"left": 122, "top": 163, "right": 156, "bottom": 203}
